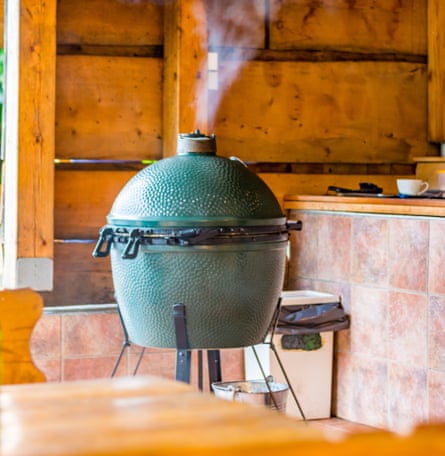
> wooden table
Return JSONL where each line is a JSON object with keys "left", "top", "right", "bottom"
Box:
{"left": 1, "top": 375, "right": 325, "bottom": 456}
{"left": 2, "top": 375, "right": 445, "bottom": 456}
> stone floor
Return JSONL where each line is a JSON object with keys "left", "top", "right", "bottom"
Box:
{"left": 308, "top": 417, "right": 378, "bottom": 439}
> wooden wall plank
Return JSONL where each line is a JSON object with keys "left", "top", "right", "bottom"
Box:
{"left": 57, "top": 0, "right": 163, "bottom": 46}
{"left": 270, "top": 0, "right": 426, "bottom": 55}
{"left": 427, "top": 0, "right": 445, "bottom": 142}
{"left": 259, "top": 173, "right": 412, "bottom": 210}
{"left": 210, "top": 60, "right": 435, "bottom": 163}
{"left": 163, "top": 0, "right": 209, "bottom": 156}
{"left": 40, "top": 243, "right": 115, "bottom": 306}
{"left": 54, "top": 170, "right": 138, "bottom": 240}
{"left": 45, "top": 0, "right": 437, "bottom": 306}
{"left": 55, "top": 55, "right": 162, "bottom": 160}
{"left": 17, "top": 0, "right": 56, "bottom": 258}
{"left": 206, "top": 0, "right": 266, "bottom": 48}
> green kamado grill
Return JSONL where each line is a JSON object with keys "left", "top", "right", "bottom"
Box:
{"left": 93, "top": 131, "right": 301, "bottom": 349}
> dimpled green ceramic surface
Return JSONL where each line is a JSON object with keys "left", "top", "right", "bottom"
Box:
{"left": 108, "top": 153, "right": 284, "bottom": 227}
{"left": 106, "top": 148, "right": 288, "bottom": 349}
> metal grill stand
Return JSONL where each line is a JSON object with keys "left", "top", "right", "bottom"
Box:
{"left": 111, "top": 300, "right": 307, "bottom": 422}
{"left": 111, "top": 304, "right": 222, "bottom": 387}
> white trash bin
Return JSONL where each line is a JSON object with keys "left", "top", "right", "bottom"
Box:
{"left": 244, "top": 290, "right": 346, "bottom": 420}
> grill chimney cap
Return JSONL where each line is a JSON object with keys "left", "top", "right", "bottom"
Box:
{"left": 177, "top": 130, "right": 216, "bottom": 155}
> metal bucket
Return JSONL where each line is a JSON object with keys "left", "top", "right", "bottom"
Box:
{"left": 212, "top": 376, "right": 288, "bottom": 412}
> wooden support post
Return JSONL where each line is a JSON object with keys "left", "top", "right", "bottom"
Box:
{"left": 163, "top": 0, "right": 209, "bottom": 157}
{"left": 428, "top": 0, "right": 445, "bottom": 142}
{"left": 2, "top": 0, "right": 56, "bottom": 289}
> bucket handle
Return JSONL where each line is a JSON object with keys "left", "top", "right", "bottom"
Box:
{"left": 227, "top": 385, "right": 242, "bottom": 401}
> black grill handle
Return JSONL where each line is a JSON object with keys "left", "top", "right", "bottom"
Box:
{"left": 122, "top": 229, "right": 142, "bottom": 259}
{"left": 92, "top": 227, "right": 114, "bottom": 258}
{"left": 287, "top": 220, "right": 303, "bottom": 231}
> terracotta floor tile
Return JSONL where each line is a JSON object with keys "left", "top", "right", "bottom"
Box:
{"left": 309, "top": 417, "right": 378, "bottom": 439}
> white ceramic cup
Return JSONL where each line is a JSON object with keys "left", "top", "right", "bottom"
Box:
{"left": 436, "top": 171, "right": 445, "bottom": 190}
{"left": 397, "top": 179, "right": 429, "bottom": 196}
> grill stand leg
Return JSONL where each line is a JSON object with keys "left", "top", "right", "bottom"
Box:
{"left": 207, "top": 349, "right": 222, "bottom": 388}
{"left": 255, "top": 297, "right": 307, "bottom": 421}
{"left": 249, "top": 345, "right": 280, "bottom": 411}
{"left": 198, "top": 350, "right": 203, "bottom": 390}
{"left": 269, "top": 341, "right": 307, "bottom": 421}
{"left": 113, "top": 303, "right": 222, "bottom": 389}
{"left": 173, "top": 303, "right": 192, "bottom": 383}
{"left": 111, "top": 306, "right": 131, "bottom": 377}
{"left": 132, "top": 347, "right": 146, "bottom": 375}
{"left": 249, "top": 343, "right": 306, "bottom": 420}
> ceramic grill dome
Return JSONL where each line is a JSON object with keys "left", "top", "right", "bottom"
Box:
{"left": 94, "top": 132, "right": 297, "bottom": 349}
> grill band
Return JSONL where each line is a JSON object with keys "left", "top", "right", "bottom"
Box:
{"left": 93, "top": 221, "right": 301, "bottom": 259}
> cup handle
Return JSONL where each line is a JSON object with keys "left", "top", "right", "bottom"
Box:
{"left": 418, "top": 182, "right": 429, "bottom": 195}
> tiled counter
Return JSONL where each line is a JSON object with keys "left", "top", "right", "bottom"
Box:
{"left": 284, "top": 195, "right": 445, "bottom": 433}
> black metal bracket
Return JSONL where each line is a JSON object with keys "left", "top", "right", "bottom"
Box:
{"left": 207, "top": 350, "right": 222, "bottom": 385}
{"left": 172, "top": 304, "right": 222, "bottom": 388}
{"left": 173, "top": 303, "right": 192, "bottom": 383}
{"left": 92, "top": 226, "right": 114, "bottom": 257}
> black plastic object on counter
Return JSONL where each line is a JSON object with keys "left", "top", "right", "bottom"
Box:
{"left": 328, "top": 182, "right": 383, "bottom": 195}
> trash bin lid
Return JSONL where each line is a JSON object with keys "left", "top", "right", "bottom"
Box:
{"left": 280, "top": 290, "right": 340, "bottom": 306}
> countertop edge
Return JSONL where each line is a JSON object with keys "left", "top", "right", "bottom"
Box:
{"left": 283, "top": 195, "right": 445, "bottom": 217}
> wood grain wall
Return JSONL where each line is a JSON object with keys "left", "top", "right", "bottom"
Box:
{"left": 42, "top": 0, "right": 435, "bottom": 306}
